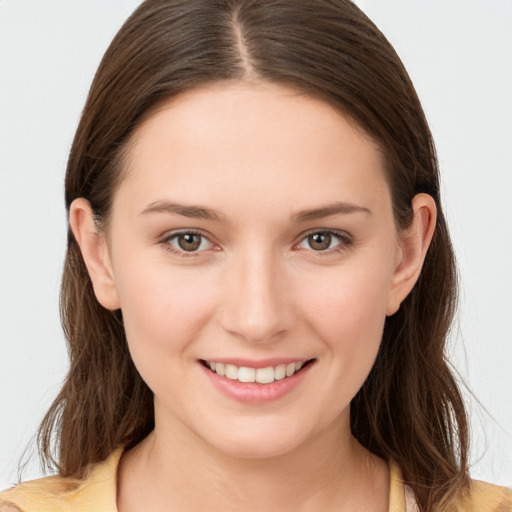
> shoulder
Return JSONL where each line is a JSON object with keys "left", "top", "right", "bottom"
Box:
{"left": 391, "top": 460, "right": 511, "bottom": 512}
{"left": 0, "top": 449, "right": 123, "bottom": 512}
{"left": 0, "top": 475, "right": 85, "bottom": 512}
{"left": 455, "top": 479, "right": 512, "bottom": 512}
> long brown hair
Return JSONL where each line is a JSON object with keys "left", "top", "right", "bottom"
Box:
{"left": 38, "top": 1, "right": 469, "bottom": 510}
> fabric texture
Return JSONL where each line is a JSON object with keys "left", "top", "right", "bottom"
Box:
{"left": 1, "top": 450, "right": 511, "bottom": 511}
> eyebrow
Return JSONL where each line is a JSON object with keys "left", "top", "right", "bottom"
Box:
{"left": 139, "top": 201, "right": 224, "bottom": 222}
{"left": 293, "top": 202, "right": 371, "bottom": 222}
{"left": 139, "top": 200, "right": 371, "bottom": 223}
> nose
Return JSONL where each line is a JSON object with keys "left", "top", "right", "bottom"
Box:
{"left": 219, "top": 249, "right": 295, "bottom": 344}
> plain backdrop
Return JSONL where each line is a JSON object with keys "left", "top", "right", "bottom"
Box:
{"left": 1, "top": 0, "right": 511, "bottom": 490}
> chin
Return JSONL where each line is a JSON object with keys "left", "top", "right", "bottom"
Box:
{"left": 213, "top": 435, "right": 302, "bottom": 460}
{"left": 195, "top": 415, "right": 324, "bottom": 461}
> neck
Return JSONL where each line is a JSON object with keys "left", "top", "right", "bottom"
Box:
{"left": 117, "top": 411, "right": 389, "bottom": 512}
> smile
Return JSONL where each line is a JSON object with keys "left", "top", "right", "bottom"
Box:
{"left": 201, "top": 360, "right": 314, "bottom": 384}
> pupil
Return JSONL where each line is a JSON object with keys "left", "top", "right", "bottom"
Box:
{"left": 178, "top": 233, "right": 201, "bottom": 251}
{"left": 309, "top": 233, "right": 331, "bottom": 250}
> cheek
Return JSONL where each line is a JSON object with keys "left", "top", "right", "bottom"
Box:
{"left": 113, "top": 264, "right": 224, "bottom": 411}
{"left": 301, "top": 260, "right": 391, "bottom": 333}
{"left": 298, "top": 263, "right": 392, "bottom": 385}
{"left": 112, "top": 258, "right": 218, "bottom": 368}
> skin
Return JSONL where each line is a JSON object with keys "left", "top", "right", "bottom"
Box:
{"left": 70, "top": 81, "right": 436, "bottom": 511}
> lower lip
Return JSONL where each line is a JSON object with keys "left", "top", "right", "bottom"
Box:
{"left": 200, "top": 362, "right": 314, "bottom": 404}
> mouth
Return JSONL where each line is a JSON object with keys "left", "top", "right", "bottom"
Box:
{"left": 200, "top": 359, "right": 316, "bottom": 385}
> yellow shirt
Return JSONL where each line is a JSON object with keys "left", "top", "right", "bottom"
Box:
{"left": 1, "top": 450, "right": 511, "bottom": 511}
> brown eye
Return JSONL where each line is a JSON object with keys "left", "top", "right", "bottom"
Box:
{"left": 166, "top": 232, "right": 213, "bottom": 253}
{"left": 178, "top": 233, "right": 202, "bottom": 251}
{"left": 297, "top": 230, "right": 350, "bottom": 253}
{"left": 307, "top": 232, "right": 332, "bottom": 251}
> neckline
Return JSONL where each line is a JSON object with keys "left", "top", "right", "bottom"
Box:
{"left": 101, "top": 449, "right": 409, "bottom": 512}
{"left": 1, "top": 449, "right": 409, "bottom": 511}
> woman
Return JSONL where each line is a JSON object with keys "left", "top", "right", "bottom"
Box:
{"left": 1, "top": 1, "right": 510, "bottom": 511}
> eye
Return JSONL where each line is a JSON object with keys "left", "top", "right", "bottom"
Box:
{"left": 297, "top": 230, "right": 350, "bottom": 252}
{"left": 165, "top": 231, "right": 214, "bottom": 253}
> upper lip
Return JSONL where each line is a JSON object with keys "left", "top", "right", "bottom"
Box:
{"left": 200, "top": 357, "right": 314, "bottom": 369}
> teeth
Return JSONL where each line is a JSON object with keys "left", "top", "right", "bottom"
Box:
{"left": 204, "top": 360, "right": 309, "bottom": 384}
{"left": 238, "top": 367, "right": 256, "bottom": 383}
{"left": 274, "top": 364, "right": 286, "bottom": 380}
{"left": 285, "top": 363, "right": 296, "bottom": 377}
{"left": 256, "top": 367, "right": 274, "bottom": 384}
{"left": 225, "top": 364, "right": 238, "bottom": 380}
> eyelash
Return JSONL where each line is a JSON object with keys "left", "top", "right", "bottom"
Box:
{"left": 159, "top": 229, "right": 215, "bottom": 257}
{"left": 295, "top": 229, "right": 353, "bottom": 255}
{"left": 159, "top": 229, "right": 353, "bottom": 256}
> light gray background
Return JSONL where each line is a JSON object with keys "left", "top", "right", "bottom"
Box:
{"left": 1, "top": 0, "right": 511, "bottom": 490}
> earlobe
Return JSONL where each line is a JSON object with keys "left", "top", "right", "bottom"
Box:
{"left": 386, "top": 193, "right": 437, "bottom": 316}
{"left": 69, "top": 198, "right": 121, "bottom": 311}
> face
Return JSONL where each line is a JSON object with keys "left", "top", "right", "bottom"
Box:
{"left": 99, "top": 82, "right": 407, "bottom": 458}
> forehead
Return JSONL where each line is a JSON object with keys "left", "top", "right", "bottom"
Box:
{"left": 115, "top": 81, "right": 390, "bottom": 219}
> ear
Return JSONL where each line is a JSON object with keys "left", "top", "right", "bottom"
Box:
{"left": 69, "top": 198, "right": 121, "bottom": 311}
{"left": 386, "top": 193, "right": 437, "bottom": 316}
